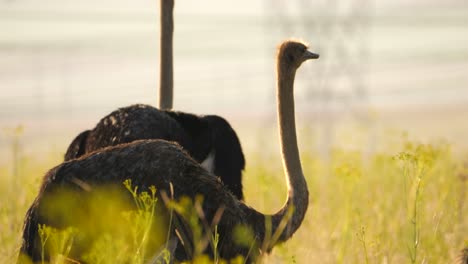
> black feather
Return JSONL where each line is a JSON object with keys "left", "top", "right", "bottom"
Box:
{"left": 63, "top": 130, "right": 90, "bottom": 160}
{"left": 20, "top": 140, "right": 262, "bottom": 263}
{"left": 64, "top": 104, "right": 245, "bottom": 200}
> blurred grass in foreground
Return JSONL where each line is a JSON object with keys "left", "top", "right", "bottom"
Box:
{"left": 0, "top": 128, "right": 467, "bottom": 263}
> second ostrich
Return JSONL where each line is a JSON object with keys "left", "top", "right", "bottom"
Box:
{"left": 64, "top": 0, "right": 245, "bottom": 199}
{"left": 19, "top": 40, "right": 319, "bottom": 262}
{"left": 64, "top": 106, "right": 246, "bottom": 200}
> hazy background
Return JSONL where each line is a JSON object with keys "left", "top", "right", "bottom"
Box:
{"left": 1, "top": 0, "right": 468, "bottom": 163}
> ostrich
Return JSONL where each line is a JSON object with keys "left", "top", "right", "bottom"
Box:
{"left": 63, "top": 1, "right": 246, "bottom": 201}
{"left": 19, "top": 40, "right": 319, "bottom": 262}
{"left": 64, "top": 106, "right": 246, "bottom": 200}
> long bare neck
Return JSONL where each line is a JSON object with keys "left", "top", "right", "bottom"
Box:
{"left": 159, "top": 0, "right": 174, "bottom": 110}
{"left": 270, "top": 63, "right": 309, "bottom": 242}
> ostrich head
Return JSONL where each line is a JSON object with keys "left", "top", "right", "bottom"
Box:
{"left": 277, "top": 40, "right": 319, "bottom": 72}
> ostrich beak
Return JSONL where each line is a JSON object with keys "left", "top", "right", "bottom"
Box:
{"left": 303, "top": 50, "right": 320, "bottom": 60}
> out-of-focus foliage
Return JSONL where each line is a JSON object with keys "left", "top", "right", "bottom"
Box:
{"left": 1, "top": 129, "right": 467, "bottom": 263}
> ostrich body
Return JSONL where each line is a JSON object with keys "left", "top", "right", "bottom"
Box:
{"left": 19, "top": 40, "right": 319, "bottom": 262}
{"left": 64, "top": 105, "right": 246, "bottom": 200}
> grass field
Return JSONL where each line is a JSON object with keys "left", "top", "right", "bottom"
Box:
{"left": 1, "top": 126, "right": 466, "bottom": 263}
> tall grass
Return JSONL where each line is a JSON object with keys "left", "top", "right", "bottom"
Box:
{"left": 1, "top": 128, "right": 466, "bottom": 263}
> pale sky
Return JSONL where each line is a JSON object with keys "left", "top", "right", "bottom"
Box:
{"left": 1, "top": 0, "right": 468, "bottom": 155}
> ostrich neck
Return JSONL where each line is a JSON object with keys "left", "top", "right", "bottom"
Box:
{"left": 159, "top": 0, "right": 174, "bottom": 110}
{"left": 270, "top": 66, "right": 309, "bottom": 242}
{"left": 278, "top": 70, "right": 304, "bottom": 193}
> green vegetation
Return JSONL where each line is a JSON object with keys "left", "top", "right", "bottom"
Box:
{"left": 1, "top": 128, "right": 466, "bottom": 263}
